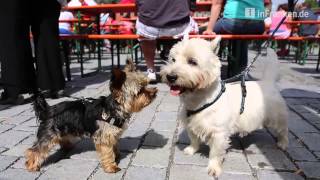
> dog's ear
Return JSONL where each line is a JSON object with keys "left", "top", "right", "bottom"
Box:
{"left": 211, "top": 35, "right": 221, "bottom": 55}
{"left": 124, "top": 58, "right": 136, "bottom": 72}
{"left": 111, "top": 68, "right": 126, "bottom": 89}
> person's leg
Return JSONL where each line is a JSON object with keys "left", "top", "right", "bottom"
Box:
{"left": 140, "top": 40, "right": 157, "bottom": 81}
{"left": 0, "top": 0, "right": 35, "bottom": 104}
{"left": 32, "top": 0, "right": 65, "bottom": 96}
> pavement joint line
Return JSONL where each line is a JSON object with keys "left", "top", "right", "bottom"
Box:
{"left": 164, "top": 105, "right": 181, "bottom": 180}
{"left": 87, "top": 163, "right": 100, "bottom": 180}
{"left": 288, "top": 129, "right": 320, "bottom": 162}
{"left": 265, "top": 128, "right": 305, "bottom": 177}
{"left": 120, "top": 95, "right": 164, "bottom": 180}
{"left": 288, "top": 104, "right": 320, "bottom": 133}
{"left": 0, "top": 156, "right": 19, "bottom": 173}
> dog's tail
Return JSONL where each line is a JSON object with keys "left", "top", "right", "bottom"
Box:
{"left": 32, "top": 93, "right": 50, "bottom": 122}
{"left": 258, "top": 49, "right": 280, "bottom": 84}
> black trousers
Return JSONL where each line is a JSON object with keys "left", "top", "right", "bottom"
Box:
{"left": 0, "top": 0, "right": 65, "bottom": 97}
{"left": 0, "top": 1, "right": 36, "bottom": 97}
{"left": 31, "top": 0, "right": 65, "bottom": 91}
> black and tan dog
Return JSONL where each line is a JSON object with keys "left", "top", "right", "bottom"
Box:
{"left": 25, "top": 60, "right": 157, "bottom": 173}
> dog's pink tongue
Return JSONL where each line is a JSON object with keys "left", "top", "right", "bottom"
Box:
{"left": 170, "top": 86, "right": 181, "bottom": 96}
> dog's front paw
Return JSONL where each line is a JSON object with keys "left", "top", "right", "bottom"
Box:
{"left": 102, "top": 164, "right": 121, "bottom": 173}
{"left": 207, "top": 162, "right": 222, "bottom": 177}
{"left": 183, "top": 146, "right": 198, "bottom": 155}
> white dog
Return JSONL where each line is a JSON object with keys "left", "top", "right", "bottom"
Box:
{"left": 160, "top": 37, "right": 288, "bottom": 177}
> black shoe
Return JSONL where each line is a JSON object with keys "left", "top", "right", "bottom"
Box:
{"left": 0, "top": 95, "right": 24, "bottom": 105}
{"left": 49, "top": 90, "right": 65, "bottom": 99}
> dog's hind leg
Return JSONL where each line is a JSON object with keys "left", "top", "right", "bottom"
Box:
{"left": 25, "top": 134, "right": 60, "bottom": 171}
{"left": 59, "top": 135, "right": 80, "bottom": 151}
{"left": 183, "top": 128, "right": 200, "bottom": 155}
{"left": 265, "top": 108, "right": 289, "bottom": 150}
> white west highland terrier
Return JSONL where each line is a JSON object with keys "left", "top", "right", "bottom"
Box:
{"left": 160, "top": 37, "right": 289, "bottom": 177}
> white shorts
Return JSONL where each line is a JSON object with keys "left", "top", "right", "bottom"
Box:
{"left": 136, "top": 17, "right": 198, "bottom": 40}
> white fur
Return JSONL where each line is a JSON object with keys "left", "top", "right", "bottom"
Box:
{"left": 160, "top": 37, "right": 289, "bottom": 177}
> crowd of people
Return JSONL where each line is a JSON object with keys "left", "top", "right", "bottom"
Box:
{"left": 0, "top": 0, "right": 319, "bottom": 105}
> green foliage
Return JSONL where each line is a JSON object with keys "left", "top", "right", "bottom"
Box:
{"left": 304, "top": 0, "right": 318, "bottom": 8}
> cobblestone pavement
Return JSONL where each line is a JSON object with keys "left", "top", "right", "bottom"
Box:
{"left": 0, "top": 49, "right": 319, "bottom": 180}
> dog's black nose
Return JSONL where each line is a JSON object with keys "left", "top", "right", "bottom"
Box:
{"left": 166, "top": 74, "right": 178, "bottom": 83}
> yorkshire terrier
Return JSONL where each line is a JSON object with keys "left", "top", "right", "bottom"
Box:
{"left": 25, "top": 60, "right": 158, "bottom": 173}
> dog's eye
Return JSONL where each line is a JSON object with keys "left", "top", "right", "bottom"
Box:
{"left": 169, "top": 58, "right": 176, "bottom": 63}
{"left": 188, "top": 58, "right": 197, "bottom": 66}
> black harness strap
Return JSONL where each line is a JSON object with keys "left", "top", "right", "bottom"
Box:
{"left": 186, "top": 81, "right": 226, "bottom": 117}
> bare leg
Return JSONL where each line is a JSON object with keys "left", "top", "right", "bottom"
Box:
{"left": 207, "top": 133, "right": 229, "bottom": 177}
{"left": 184, "top": 128, "right": 200, "bottom": 155}
{"left": 140, "top": 40, "right": 156, "bottom": 71}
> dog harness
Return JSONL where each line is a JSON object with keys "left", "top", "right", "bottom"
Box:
{"left": 101, "top": 112, "right": 127, "bottom": 128}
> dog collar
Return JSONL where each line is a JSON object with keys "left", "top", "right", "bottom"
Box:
{"left": 186, "top": 81, "right": 226, "bottom": 117}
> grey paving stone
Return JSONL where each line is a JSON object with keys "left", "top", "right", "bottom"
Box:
{"left": 2, "top": 144, "right": 30, "bottom": 157}
{"left": 0, "top": 104, "right": 32, "bottom": 118}
{"left": 241, "top": 131, "right": 277, "bottom": 150}
{"left": 158, "top": 102, "right": 179, "bottom": 112}
{"left": 0, "top": 124, "right": 15, "bottom": 134}
{"left": 314, "top": 151, "right": 320, "bottom": 158}
{"left": 286, "top": 147, "right": 317, "bottom": 161}
{"left": 219, "top": 173, "right": 255, "bottom": 180}
{"left": 13, "top": 124, "right": 37, "bottom": 133}
{"left": 124, "top": 166, "right": 166, "bottom": 180}
{"left": 38, "top": 159, "right": 98, "bottom": 180}
{"left": 154, "top": 111, "right": 178, "bottom": 122}
{"left": 288, "top": 133, "right": 304, "bottom": 148}
{"left": 246, "top": 148, "right": 296, "bottom": 171}
{"left": 295, "top": 132, "right": 320, "bottom": 151}
{"left": 0, "top": 156, "right": 18, "bottom": 171}
{"left": 150, "top": 120, "right": 177, "bottom": 132}
{"left": 134, "top": 107, "right": 157, "bottom": 124}
{"left": 121, "top": 130, "right": 145, "bottom": 139}
{"left": 126, "top": 121, "right": 150, "bottom": 133}
{"left": 289, "top": 104, "right": 314, "bottom": 114}
{"left": 174, "top": 144, "right": 209, "bottom": 167}
{"left": 117, "top": 152, "right": 133, "bottom": 169}
{"left": 91, "top": 168, "right": 124, "bottom": 180}
{"left": 169, "top": 164, "right": 212, "bottom": 180}
{"left": 177, "top": 128, "right": 190, "bottom": 144}
{"left": 288, "top": 114, "right": 318, "bottom": 133}
{"left": 285, "top": 98, "right": 302, "bottom": 105}
{"left": 132, "top": 146, "right": 170, "bottom": 168}
{"left": 1, "top": 116, "right": 33, "bottom": 126}
{"left": 223, "top": 151, "right": 252, "bottom": 175}
{"left": 119, "top": 138, "right": 140, "bottom": 152}
{"left": 296, "top": 162, "right": 320, "bottom": 179}
{"left": 0, "top": 147, "right": 7, "bottom": 154}
{"left": 0, "top": 168, "right": 39, "bottom": 180}
{"left": 143, "top": 130, "right": 172, "bottom": 147}
{"left": 299, "top": 112, "right": 320, "bottom": 124}
{"left": 11, "top": 157, "right": 27, "bottom": 169}
{"left": 20, "top": 135, "right": 37, "bottom": 145}
{"left": 256, "top": 170, "right": 304, "bottom": 180}
{"left": 0, "top": 130, "right": 30, "bottom": 148}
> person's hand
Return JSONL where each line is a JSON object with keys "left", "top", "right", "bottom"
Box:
{"left": 203, "top": 30, "right": 216, "bottom": 35}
